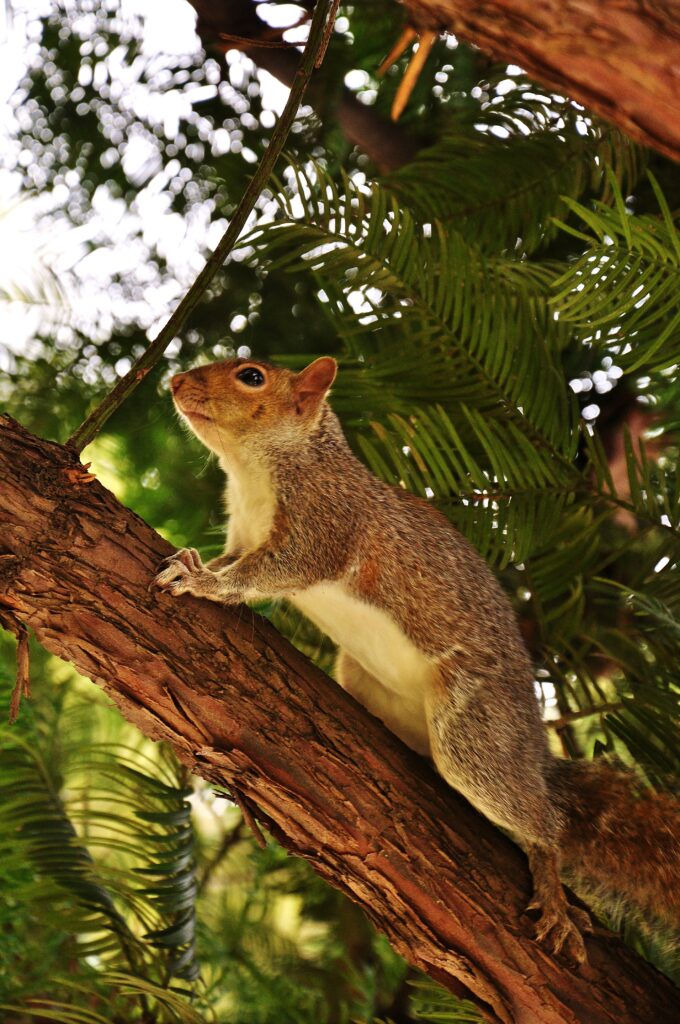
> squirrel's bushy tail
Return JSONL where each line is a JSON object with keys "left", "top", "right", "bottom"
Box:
{"left": 550, "top": 758, "right": 680, "bottom": 930}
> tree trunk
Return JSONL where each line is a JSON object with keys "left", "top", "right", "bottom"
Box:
{"left": 0, "top": 415, "right": 677, "bottom": 1024}
{"left": 403, "top": 0, "right": 680, "bottom": 163}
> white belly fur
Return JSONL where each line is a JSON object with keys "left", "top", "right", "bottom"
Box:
{"left": 221, "top": 458, "right": 276, "bottom": 554}
{"left": 290, "top": 581, "right": 432, "bottom": 700}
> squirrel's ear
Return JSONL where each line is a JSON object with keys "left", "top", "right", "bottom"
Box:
{"left": 294, "top": 357, "right": 337, "bottom": 413}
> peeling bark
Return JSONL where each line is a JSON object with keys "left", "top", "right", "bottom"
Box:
{"left": 0, "top": 415, "right": 677, "bottom": 1023}
{"left": 402, "top": 0, "right": 680, "bottom": 162}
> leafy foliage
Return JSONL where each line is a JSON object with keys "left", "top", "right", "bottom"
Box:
{"left": 553, "top": 175, "right": 680, "bottom": 373}
{"left": 0, "top": 664, "right": 203, "bottom": 1021}
{"left": 244, "top": 162, "right": 576, "bottom": 447}
{"left": 0, "top": 657, "right": 410, "bottom": 1023}
{"left": 386, "top": 106, "right": 645, "bottom": 255}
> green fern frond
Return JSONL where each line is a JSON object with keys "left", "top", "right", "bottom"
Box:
{"left": 357, "top": 404, "right": 576, "bottom": 566}
{"left": 535, "top": 556, "right": 680, "bottom": 763}
{"left": 605, "top": 702, "right": 679, "bottom": 783}
{"left": 98, "top": 971, "right": 208, "bottom": 1022}
{"left": 0, "top": 1002, "right": 113, "bottom": 1024}
{"left": 404, "top": 976, "right": 482, "bottom": 1022}
{"left": 385, "top": 121, "right": 644, "bottom": 254}
{"left": 522, "top": 506, "right": 609, "bottom": 651}
{"left": 0, "top": 723, "right": 200, "bottom": 998}
{"left": 245, "top": 162, "right": 577, "bottom": 453}
{"left": 1, "top": 971, "right": 210, "bottom": 1024}
{"left": 552, "top": 173, "right": 680, "bottom": 374}
{"left": 584, "top": 424, "right": 680, "bottom": 537}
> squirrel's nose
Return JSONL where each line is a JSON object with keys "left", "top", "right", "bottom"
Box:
{"left": 170, "top": 374, "right": 186, "bottom": 394}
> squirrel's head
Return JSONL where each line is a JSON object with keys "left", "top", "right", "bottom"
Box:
{"left": 170, "top": 356, "right": 337, "bottom": 462}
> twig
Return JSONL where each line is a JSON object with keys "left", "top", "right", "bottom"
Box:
{"left": 217, "top": 33, "right": 300, "bottom": 50}
{"left": 376, "top": 25, "right": 418, "bottom": 77}
{"left": 390, "top": 29, "right": 437, "bottom": 121}
{"left": 548, "top": 701, "right": 626, "bottom": 731}
{"left": 197, "top": 818, "right": 247, "bottom": 895}
{"left": 314, "top": 0, "right": 341, "bottom": 68}
{"left": 231, "top": 786, "right": 268, "bottom": 849}
{"left": 67, "top": 0, "right": 337, "bottom": 454}
{"left": 0, "top": 611, "right": 31, "bottom": 723}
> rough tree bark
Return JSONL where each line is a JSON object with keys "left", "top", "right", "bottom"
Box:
{"left": 0, "top": 415, "right": 677, "bottom": 1024}
{"left": 403, "top": 0, "right": 680, "bottom": 162}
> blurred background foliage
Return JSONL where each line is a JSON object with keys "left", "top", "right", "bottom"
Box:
{"left": 0, "top": 0, "right": 679, "bottom": 1020}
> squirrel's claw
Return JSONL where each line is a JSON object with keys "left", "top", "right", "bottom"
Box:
{"left": 153, "top": 548, "right": 217, "bottom": 599}
{"left": 526, "top": 899, "right": 589, "bottom": 964}
{"left": 154, "top": 549, "right": 198, "bottom": 590}
{"left": 564, "top": 904, "right": 594, "bottom": 937}
{"left": 176, "top": 547, "right": 204, "bottom": 571}
{"left": 153, "top": 561, "right": 188, "bottom": 591}
{"left": 160, "top": 547, "right": 203, "bottom": 571}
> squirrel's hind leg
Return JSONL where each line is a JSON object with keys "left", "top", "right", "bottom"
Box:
{"left": 335, "top": 650, "right": 431, "bottom": 756}
{"left": 425, "top": 661, "right": 590, "bottom": 963}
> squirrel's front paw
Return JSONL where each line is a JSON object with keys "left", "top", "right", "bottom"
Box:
{"left": 154, "top": 548, "right": 215, "bottom": 598}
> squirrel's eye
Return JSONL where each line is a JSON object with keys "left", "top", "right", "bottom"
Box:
{"left": 236, "top": 367, "right": 265, "bottom": 387}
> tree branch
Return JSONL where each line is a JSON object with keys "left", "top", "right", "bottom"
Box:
{"left": 402, "top": 0, "right": 680, "bottom": 163}
{"left": 186, "top": 0, "right": 419, "bottom": 172}
{"left": 0, "top": 415, "right": 677, "bottom": 1023}
{"left": 548, "top": 702, "right": 627, "bottom": 732}
{"left": 188, "top": 0, "right": 680, "bottom": 164}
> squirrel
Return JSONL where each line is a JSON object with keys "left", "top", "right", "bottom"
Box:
{"left": 155, "top": 355, "right": 680, "bottom": 963}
